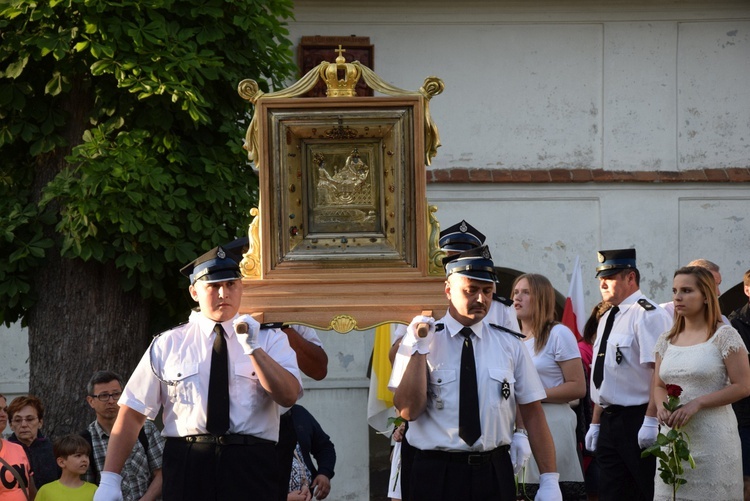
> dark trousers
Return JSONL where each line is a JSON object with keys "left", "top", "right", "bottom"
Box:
{"left": 275, "top": 410, "right": 297, "bottom": 500}
{"left": 399, "top": 431, "right": 416, "bottom": 501}
{"left": 409, "top": 446, "right": 514, "bottom": 501}
{"left": 597, "top": 404, "right": 655, "bottom": 501}
{"left": 163, "top": 437, "right": 278, "bottom": 501}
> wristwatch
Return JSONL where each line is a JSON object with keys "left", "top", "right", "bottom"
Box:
{"left": 515, "top": 428, "right": 528, "bottom": 436}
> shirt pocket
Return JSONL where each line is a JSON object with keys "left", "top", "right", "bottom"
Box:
{"left": 605, "top": 334, "right": 633, "bottom": 368}
{"left": 428, "top": 369, "right": 456, "bottom": 410}
{"left": 233, "top": 360, "right": 263, "bottom": 407}
{"left": 163, "top": 362, "right": 199, "bottom": 405}
{"left": 488, "top": 369, "right": 516, "bottom": 405}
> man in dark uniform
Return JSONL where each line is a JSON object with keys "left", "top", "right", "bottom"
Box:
{"left": 729, "top": 269, "right": 750, "bottom": 499}
{"left": 389, "top": 246, "right": 562, "bottom": 500}
{"left": 94, "top": 242, "right": 302, "bottom": 501}
{"left": 584, "top": 249, "right": 671, "bottom": 501}
{"left": 387, "top": 221, "right": 527, "bottom": 500}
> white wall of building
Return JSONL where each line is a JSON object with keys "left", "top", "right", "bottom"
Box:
{"left": 0, "top": 322, "right": 30, "bottom": 436}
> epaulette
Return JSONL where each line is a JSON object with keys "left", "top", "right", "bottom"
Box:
{"left": 637, "top": 298, "right": 656, "bottom": 311}
{"left": 260, "top": 322, "right": 288, "bottom": 329}
{"left": 490, "top": 323, "right": 525, "bottom": 339}
{"left": 492, "top": 293, "right": 513, "bottom": 307}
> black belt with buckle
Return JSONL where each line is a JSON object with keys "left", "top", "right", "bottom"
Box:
{"left": 419, "top": 444, "right": 510, "bottom": 466}
{"left": 603, "top": 403, "right": 648, "bottom": 414}
{"left": 174, "top": 434, "right": 274, "bottom": 446}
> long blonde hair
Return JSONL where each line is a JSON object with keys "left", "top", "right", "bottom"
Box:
{"left": 512, "top": 273, "right": 558, "bottom": 353}
{"left": 666, "top": 266, "right": 722, "bottom": 342}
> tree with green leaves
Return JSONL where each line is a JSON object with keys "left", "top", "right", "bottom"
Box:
{"left": 0, "top": 0, "right": 296, "bottom": 435}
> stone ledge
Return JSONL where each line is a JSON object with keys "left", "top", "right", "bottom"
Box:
{"left": 426, "top": 168, "right": 750, "bottom": 183}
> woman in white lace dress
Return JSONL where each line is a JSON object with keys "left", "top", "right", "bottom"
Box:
{"left": 652, "top": 266, "right": 750, "bottom": 501}
{"left": 512, "top": 273, "right": 587, "bottom": 499}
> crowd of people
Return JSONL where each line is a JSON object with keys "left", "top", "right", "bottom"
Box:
{"left": 2, "top": 221, "right": 750, "bottom": 501}
{"left": 385, "top": 220, "right": 750, "bottom": 501}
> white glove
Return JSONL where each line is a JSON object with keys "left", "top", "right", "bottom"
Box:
{"left": 535, "top": 472, "right": 562, "bottom": 501}
{"left": 400, "top": 315, "right": 436, "bottom": 355}
{"left": 585, "top": 423, "right": 600, "bottom": 452}
{"left": 93, "top": 472, "right": 123, "bottom": 501}
{"left": 234, "top": 314, "right": 262, "bottom": 355}
{"left": 638, "top": 416, "right": 659, "bottom": 449}
{"left": 509, "top": 431, "right": 532, "bottom": 474}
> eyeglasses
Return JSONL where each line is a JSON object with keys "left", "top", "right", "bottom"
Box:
{"left": 90, "top": 391, "right": 122, "bottom": 402}
{"left": 11, "top": 416, "right": 38, "bottom": 425}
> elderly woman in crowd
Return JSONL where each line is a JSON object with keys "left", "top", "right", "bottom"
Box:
{"left": 8, "top": 395, "right": 60, "bottom": 489}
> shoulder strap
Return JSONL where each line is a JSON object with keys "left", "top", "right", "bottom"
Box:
{"left": 637, "top": 298, "right": 656, "bottom": 311}
{"left": 489, "top": 323, "right": 526, "bottom": 339}
{"left": 80, "top": 428, "right": 99, "bottom": 483}
{"left": 0, "top": 454, "right": 30, "bottom": 501}
{"left": 492, "top": 293, "right": 513, "bottom": 307}
{"left": 138, "top": 427, "right": 150, "bottom": 455}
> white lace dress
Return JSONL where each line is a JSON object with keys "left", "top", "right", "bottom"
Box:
{"left": 654, "top": 325, "right": 746, "bottom": 501}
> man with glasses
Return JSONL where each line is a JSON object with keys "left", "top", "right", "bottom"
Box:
{"left": 83, "top": 370, "right": 165, "bottom": 501}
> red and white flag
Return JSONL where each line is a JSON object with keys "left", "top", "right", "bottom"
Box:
{"left": 561, "top": 255, "right": 586, "bottom": 341}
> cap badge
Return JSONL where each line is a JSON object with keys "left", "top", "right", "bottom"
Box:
{"left": 459, "top": 221, "right": 468, "bottom": 233}
{"left": 597, "top": 252, "right": 605, "bottom": 263}
{"left": 217, "top": 247, "right": 226, "bottom": 259}
{"left": 482, "top": 248, "right": 491, "bottom": 259}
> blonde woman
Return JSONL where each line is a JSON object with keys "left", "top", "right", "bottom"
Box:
{"left": 652, "top": 266, "right": 750, "bottom": 501}
{"left": 512, "top": 273, "right": 586, "bottom": 499}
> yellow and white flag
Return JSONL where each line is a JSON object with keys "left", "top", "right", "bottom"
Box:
{"left": 366, "top": 323, "right": 399, "bottom": 432}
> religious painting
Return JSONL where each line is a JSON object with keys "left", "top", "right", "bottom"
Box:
{"left": 308, "top": 144, "right": 380, "bottom": 234}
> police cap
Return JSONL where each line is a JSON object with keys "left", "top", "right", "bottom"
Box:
{"left": 439, "top": 220, "right": 486, "bottom": 253}
{"left": 445, "top": 245, "right": 497, "bottom": 283}
{"left": 180, "top": 238, "right": 246, "bottom": 285}
{"left": 595, "top": 248, "right": 637, "bottom": 278}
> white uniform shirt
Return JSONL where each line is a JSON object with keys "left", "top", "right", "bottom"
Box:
{"left": 590, "top": 290, "right": 671, "bottom": 408}
{"left": 120, "top": 311, "right": 302, "bottom": 441}
{"left": 389, "top": 312, "right": 546, "bottom": 452}
{"left": 523, "top": 323, "right": 581, "bottom": 390}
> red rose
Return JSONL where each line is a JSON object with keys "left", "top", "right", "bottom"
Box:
{"left": 666, "top": 384, "right": 683, "bottom": 398}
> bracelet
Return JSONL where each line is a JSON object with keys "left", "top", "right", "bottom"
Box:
{"left": 514, "top": 428, "right": 528, "bottom": 436}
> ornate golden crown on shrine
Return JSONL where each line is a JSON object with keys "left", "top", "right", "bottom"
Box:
{"left": 319, "top": 47, "right": 362, "bottom": 97}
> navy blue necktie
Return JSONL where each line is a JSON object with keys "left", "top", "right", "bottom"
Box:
{"left": 206, "top": 323, "right": 230, "bottom": 435}
{"left": 593, "top": 306, "right": 620, "bottom": 389}
{"left": 458, "top": 327, "right": 481, "bottom": 446}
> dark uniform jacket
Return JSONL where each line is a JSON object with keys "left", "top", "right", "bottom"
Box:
{"left": 289, "top": 404, "right": 336, "bottom": 481}
{"left": 730, "top": 303, "right": 750, "bottom": 427}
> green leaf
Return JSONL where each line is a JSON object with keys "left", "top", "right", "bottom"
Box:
{"left": 4, "top": 55, "right": 29, "bottom": 79}
{"left": 44, "top": 73, "right": 63, "bottom": 96}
